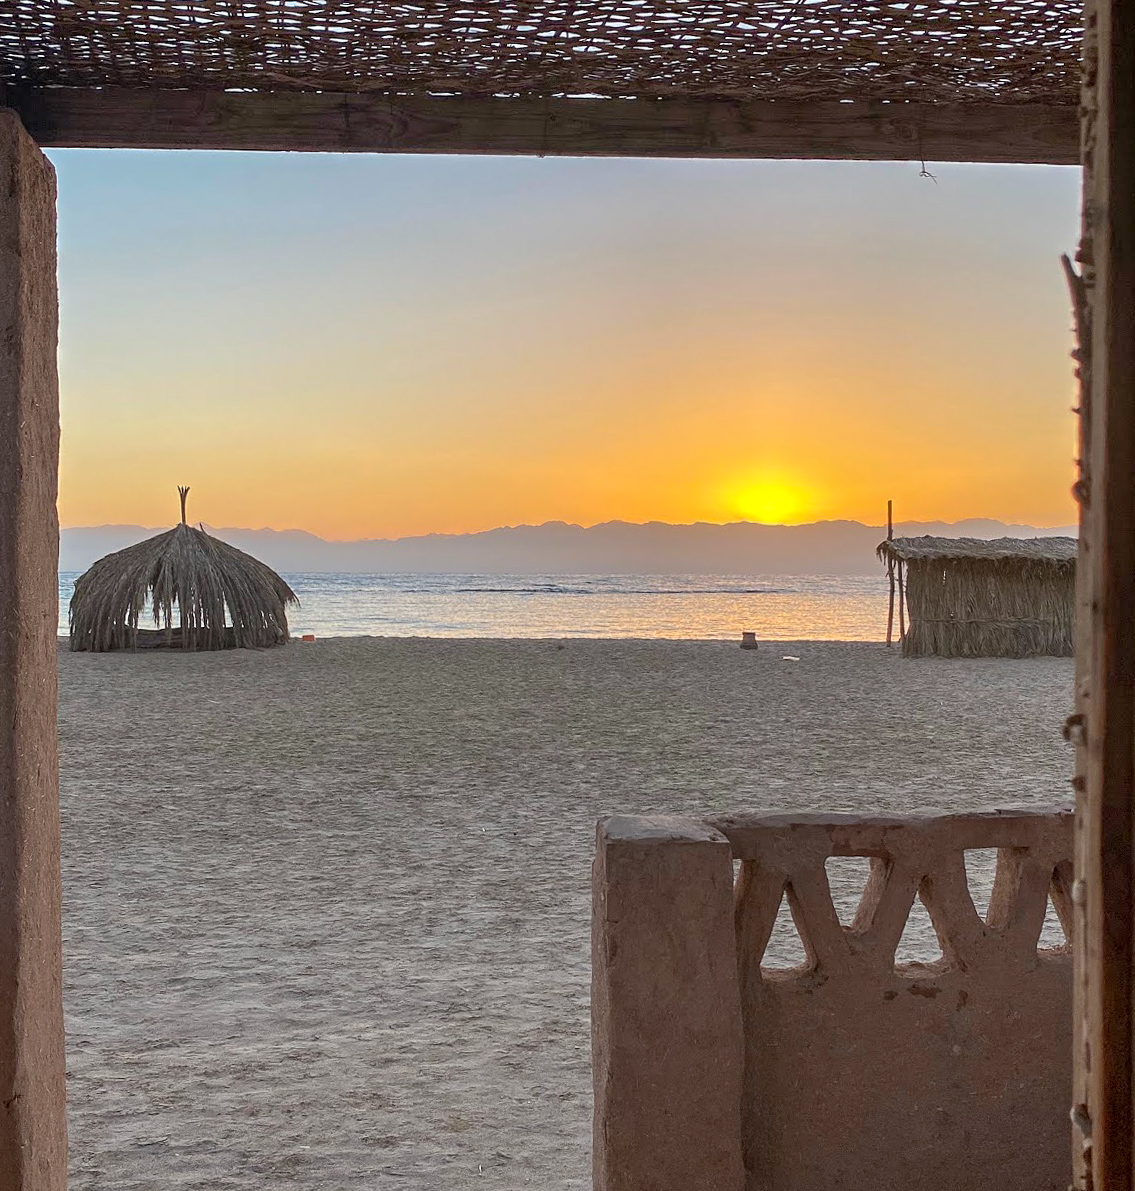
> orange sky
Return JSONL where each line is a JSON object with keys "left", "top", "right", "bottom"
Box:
{"left": 51, "top": 152, "right": 1081, "bottom": 539}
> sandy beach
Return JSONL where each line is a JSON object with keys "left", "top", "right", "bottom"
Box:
{"left": 59, "top": 637, "right": 1074, "bottom": 1189}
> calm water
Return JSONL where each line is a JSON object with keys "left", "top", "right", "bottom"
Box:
{"left": 58, "top": 572, "right": 890, "bottom": 641}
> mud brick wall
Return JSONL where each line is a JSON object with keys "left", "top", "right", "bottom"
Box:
{"left": 593, "top": 810, "right": 1072, "bottom": 1191}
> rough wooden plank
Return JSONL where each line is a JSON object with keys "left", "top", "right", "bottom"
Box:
{"left": 0, "top": 109, "right": 66, "bottom": 1190}
{"left": 1082, "top": 0, "right": 1135, "bottom": 1178}
{"left": 3, "top": 87, "right": 1080, "bottom": 164}
{"left": 1068, "top": 2, "right": 1097, "bottom": 1185}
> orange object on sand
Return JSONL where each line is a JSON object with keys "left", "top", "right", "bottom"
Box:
{"left": 301, "top": 634, "right": 316, "bottom": 642}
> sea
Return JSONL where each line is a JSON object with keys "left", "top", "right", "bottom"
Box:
{"left": 58, "top": 572, "right": 891, "bottom": 641}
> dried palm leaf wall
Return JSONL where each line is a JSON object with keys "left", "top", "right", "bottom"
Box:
{"left": 899, "top": 557, "right": 1075, "bottom": 658}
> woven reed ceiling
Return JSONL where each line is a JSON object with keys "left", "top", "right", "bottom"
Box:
{"left": 0, "top": 0, "right": 1079, "bottom": 105}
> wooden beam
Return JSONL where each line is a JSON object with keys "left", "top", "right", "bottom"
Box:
{"left": 2, "top": 87, "right": 1080, "bottom": 164}
{"left": 0, "top": 109, "right": 66, "bottom": 1190}
{"left": 1068, "top": 7, "right": 1097, "bottom": 1188}
{"left": 1080, "top": 0, "right": 1135, "bottom": 1178}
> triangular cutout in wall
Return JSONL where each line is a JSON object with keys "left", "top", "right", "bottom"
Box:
{"left": 825, "top": 855, "right": 873, "bottom": 928}
{"left": 760, "top": 887, "right": 810, "bottom": 972}
{"left": 964, "top": 848, "right": 999, "bottom": 921}
{"left": 893, "top": 890, "right": 944, "bottom": 969}
{"left": 1038, "top": 887, "right": 1069, "bottom": 953}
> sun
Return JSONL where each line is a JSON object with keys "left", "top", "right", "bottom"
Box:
{"left": 727, "top": 477, "right": 812, "bottom": 525}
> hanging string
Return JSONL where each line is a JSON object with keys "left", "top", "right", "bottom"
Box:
{"left": 917, "top": 125, "right": 938, "bottom": 182}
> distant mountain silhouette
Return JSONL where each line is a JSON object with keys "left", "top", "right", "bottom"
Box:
{"left": 60, "top": 518, "right": 1077, "bottom": 576}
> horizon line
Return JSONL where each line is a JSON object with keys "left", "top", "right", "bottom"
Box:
{"left": 59, "top": 514, "right": 1080, "bottom": 543}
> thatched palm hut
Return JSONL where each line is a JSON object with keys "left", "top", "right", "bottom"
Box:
{"left": 69, "top": 488, "right": 298, "bottom": 652}
{"left": 876, "top": 536, "right": 1077, "bottom": 658}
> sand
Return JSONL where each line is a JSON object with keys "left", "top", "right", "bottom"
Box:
{"left": 58, "top": 638, "right": 1074, "bottom": 1189}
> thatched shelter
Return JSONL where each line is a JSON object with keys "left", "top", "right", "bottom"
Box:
{"left": 876, "top": 536, "right": 1077, "bottom": 658}
{"left": 69, "top": 488, "right": 298, "bottom": 652}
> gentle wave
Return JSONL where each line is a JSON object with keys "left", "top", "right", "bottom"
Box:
{"left": 59, "top": 571, "right": 890, "bottom": 641}
{"left": 452, "top": 585, "right": 786, "bottom": 596}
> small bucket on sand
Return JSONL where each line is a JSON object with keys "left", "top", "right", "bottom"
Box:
{"left": 740, "top": 631, "right": 758, "bottom": 650}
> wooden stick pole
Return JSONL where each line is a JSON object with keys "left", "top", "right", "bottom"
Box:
{"left": 897, "top": 561, "right": 906, "bottom": 643}
{"left": 886, "top": 563, "right": 895, "bottom": 647}
{"left": 886, "top": 501, "right": 895, "bottom": 647}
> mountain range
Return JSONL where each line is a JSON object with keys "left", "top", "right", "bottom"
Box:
{"left": 59, "top": 518, "right": 1078, "bottom": 576}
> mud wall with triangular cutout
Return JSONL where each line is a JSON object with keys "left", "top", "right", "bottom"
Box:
{"left": 717, "top": 808, "right": 1073, "bottom": 1191}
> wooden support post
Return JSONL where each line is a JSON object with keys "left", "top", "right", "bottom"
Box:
{"left": 886, "top": 501, "right": 895, "bottom": 647}
{"left": 886, "top": 563, "right": 895, "bottom": 646}
{"left": 897, "top": 561, "right": 906, "bottom": 643}
{"left": 1068, "top": 15, "right": 1098, "bottom": 1190}
{"left": 0, "top": 109, "right": 66, "bottom": 1189}
{"left": 1076, "top": 0, "right": 1135, "bottom": 1179}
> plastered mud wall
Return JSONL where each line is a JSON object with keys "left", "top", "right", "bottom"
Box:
{"left": 593, "top": 810, "right": 1072, "bottom": 1191}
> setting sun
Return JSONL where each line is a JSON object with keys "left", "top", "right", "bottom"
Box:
{"left": 725, "top": 476, "right": 815, "bottom": 525}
